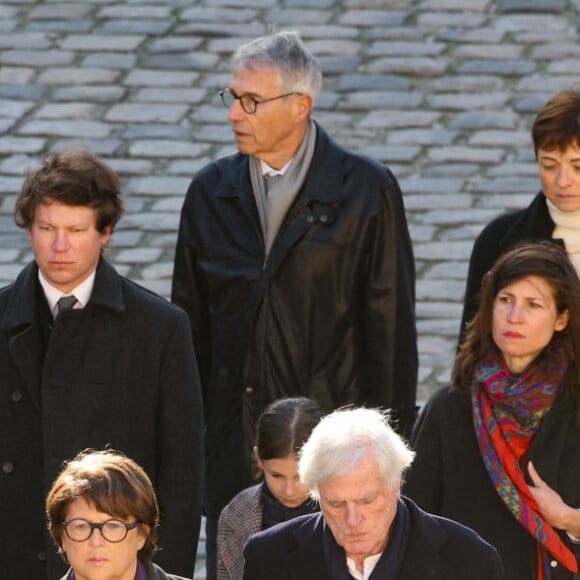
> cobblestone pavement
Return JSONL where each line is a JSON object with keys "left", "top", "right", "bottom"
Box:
{"left": 1, "top": 1, "right": 579, "bottom": 574}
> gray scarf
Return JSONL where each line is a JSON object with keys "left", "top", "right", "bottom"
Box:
{"left": 249, "top": 119, "right": 317, "bottom": 256}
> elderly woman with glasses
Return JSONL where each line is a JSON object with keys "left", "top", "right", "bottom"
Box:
{"left": 46, "top": 449, "right": 188, "bottom": 580}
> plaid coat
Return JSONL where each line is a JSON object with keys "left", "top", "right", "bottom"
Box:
{"left": 217, "top": 484, "right": 263, "bottom": 580}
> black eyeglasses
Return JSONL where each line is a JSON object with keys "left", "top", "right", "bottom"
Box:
{"left": 62, "top": 518, "right": 141, "bottom": 543}
{"left": 219, "top": 88, "right": 302, "bottom": 115}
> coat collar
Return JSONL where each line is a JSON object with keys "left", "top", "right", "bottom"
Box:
{"left": 1, "top": 257, "right": 125, "bottom": 332}
{"left": 216, "top": 122, "right": 346, "bottom": 206}
{"left": 286, "top": 513, "right": 330, "bottom": 579}
{"left": 281, "top": 501, "right": 454, "bottom": 580}
{"left": 398, "top": 497, "right": 451, "bottom": 579}
{"left": 498, "top": 191, "right": 555, "bottom": 249}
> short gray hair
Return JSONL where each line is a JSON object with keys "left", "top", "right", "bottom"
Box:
{"left": 232, "top": 31, "right": 322, "bottom": 103}
{"left": 298, "top": 408, "right": 415, "bottom": 500}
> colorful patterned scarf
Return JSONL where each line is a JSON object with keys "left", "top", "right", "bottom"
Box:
{"left": 471, "top": 346, "right": 577, "bottom": 580}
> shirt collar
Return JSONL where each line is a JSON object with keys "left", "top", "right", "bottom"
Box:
{"left": 260, "top": 158, "right": 293, "bottom": 176}
{"left": 38, "top": 269, "right": 96, "bottom": 313}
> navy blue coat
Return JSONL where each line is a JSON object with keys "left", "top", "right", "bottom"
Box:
{"left": 242, "top": 498, "right": 503, "bottom": 579}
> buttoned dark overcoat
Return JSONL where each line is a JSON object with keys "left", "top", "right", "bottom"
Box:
{"left": 0, "top": 258, "right": 204, "bottom": 579}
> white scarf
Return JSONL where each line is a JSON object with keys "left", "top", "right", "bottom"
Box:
{"left": 547, "top": 198, "right": 580, "bottom": 276}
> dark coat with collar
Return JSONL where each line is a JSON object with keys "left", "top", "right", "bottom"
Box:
{"left": 172, "top": 123, "right": 418, "bottom": 518}
{"left": 0, "top": 258, "right": 204, "bottom": 580}
{"left": 60, "top": 560, "right": 189, "bottom": 580}
{"left": 404, "top": 385, "right": 580, "bottom": 580}
{"left": 242, "top": 498, "right": 504, "bottom": 579}
{"left": 460, "top": 191, "right": 560, "bottom": 340}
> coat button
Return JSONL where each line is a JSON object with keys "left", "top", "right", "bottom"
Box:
{"left": 11, "top": 390, "right": 23, "bottom": 403}
{"left": 245, "top": 386, "right": 253, "bottom": 395}
{"left": 37, "top": 550, "right": 46, "bottom": 561}
{"left": 306, "top": 215, "right": 314, "bottom": 223}
{"left": 550, "top": 560, "right": 558, "bottom": 568}
{"left": 2, "top": 461, "right": 14, "bottom": 474}
{"left": 320, "top": 214, "right": 328, "bottom": 223}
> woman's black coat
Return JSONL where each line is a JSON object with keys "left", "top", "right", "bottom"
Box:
{"left": 404, "top": 385, "right": 580, "bottom": 580}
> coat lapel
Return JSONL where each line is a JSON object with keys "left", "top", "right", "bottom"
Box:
{"left": 399, "top": 499, "right": 448, "bottom": 580}
{"left": 1, "top": 262, "right": 45, "bottom": 409}
{"left": 286, "top": 513, "right": 330, "bottom": 580}
{"left": 248, "top": 125, "right": 346, "bottom": 318}
{"left": 526, "top": 389, "right": 573, "bottom": 489}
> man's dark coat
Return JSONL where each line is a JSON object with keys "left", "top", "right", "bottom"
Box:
{"left": 0, "top": 258, "right": 204, "bottom": 579}
{"left": 172, "top": 124, "right": 418, "bottom": 518}
{"left": 242, "top": 498, "right": 504, "bottom": 579}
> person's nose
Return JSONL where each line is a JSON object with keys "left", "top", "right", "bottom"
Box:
{"left": 283, "top": 479, "right": 298, "bottom": 497}
{"left": 52, "top": 230, "right": 69, "bottom": 252}
{"left": 88, "top": 527, "right": 105, "bottom": 546}
{"left": 556, "top": 166, "right": 572, "bottom": 188}
{"left": 506, "top": 301, "right": 524, "bottom": 323}
{"left": 227, "top": 98, "right": 245, "bottom": 123}
{"left": 345, "top": 504, "right": 363, "bottom": 528}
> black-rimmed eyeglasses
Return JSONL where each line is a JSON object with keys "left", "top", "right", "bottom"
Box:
{"left": 62, "top": 518, "right": 141, "bottom": 543}
{"left": 219, "top": 88, "right": 302, "bottom": 115}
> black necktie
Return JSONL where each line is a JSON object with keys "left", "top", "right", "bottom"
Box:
{"left": 56, "top": 295, "right": 77, "bottom": 317}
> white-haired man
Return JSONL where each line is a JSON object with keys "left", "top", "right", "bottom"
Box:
{"left": 243, "top": 408, "right": 503, "bottom": 579}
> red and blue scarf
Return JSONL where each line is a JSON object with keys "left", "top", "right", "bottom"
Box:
{"left": 471, "top": 346, "right": 577, "bottom": 580}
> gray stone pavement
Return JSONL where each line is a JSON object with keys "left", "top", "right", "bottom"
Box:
{"left": 1, "top": 0, "right": 579, "bottom": 575}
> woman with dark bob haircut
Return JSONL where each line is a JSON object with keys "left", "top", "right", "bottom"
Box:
{"left": 405, "top": 241, "right": 580, "bottom": 580}
{"left": 46, "top": 449, "right": 188, "bottom": 580}
{"left": 460, "top": 88, "right": 580, "bottom": 343}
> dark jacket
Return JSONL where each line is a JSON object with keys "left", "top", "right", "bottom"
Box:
{"left": 60, "top": 560, "right": 189, "bottom": 580}
{"left": 242, "top": 498, "right": 504, "bottom": 579}
{"left": 172, "top": 124, "right": 417, "bottom": 517}
{"left": 404, "top": 385, "right": 580, "bottom": 580}
{"left": 460, "top": 191, "right": 558, "bottom": 339}
{"left": 0, "top": 258, "right": 204, "bottom": 580}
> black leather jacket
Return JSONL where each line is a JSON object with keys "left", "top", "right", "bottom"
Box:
{"left": 172, "top": 123, "right": 417, "bottom": 517}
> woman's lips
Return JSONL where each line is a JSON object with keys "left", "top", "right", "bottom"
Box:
{"left": 503, "top": 331, "right": 524, "bottom": 338}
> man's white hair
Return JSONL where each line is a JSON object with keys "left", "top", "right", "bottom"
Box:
{"left": 298, "top": 407, "right": 415, "bottom": 500}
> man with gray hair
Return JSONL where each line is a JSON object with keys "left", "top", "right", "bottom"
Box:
{"left": 172, "top": 30, "right": 417, "bottom": 578}
{"left": 243, "top": 408, "right": 504, "bottom": 579}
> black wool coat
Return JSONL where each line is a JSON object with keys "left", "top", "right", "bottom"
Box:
{"left": 242, "top": 498, "right": 504, "bottom": 579}
{"left": 172, "top": 123, "right": 418, "bottom": 518}
{"left": 0, "top": 258, "right": 204, "bottom": 580}
{"left": 61, "top": 560, "right": 189, "bottom": 580}
{"left": 459, "top": 191, "right": 560, "bottom": 341}
{"left": 404, "top": 385, "right": 580, "bottom": 580}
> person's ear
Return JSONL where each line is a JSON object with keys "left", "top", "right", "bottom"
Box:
{"left": 100, "top": 225, "right": 112, "bottom": 248}
{"left": 253, "top": 446, "right": 264, "bottom": 470}
{"left": 555, "top": 309, "right": 569, "bottom": 332}
{"left": 137, "top": 525, "right": 149, "bottom": 550}
{"left": 295, "top": 94, "right": 312, "bottom": 122}
{"left": 393, "top": 481, "right": 401, "bottom": 499}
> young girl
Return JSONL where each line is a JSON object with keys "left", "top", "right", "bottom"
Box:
{"left": 216, "top": 397, "right": 324, "bottom": 580}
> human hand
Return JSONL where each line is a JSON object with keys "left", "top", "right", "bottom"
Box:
{"left": 528, "top": 461, "right": 576, "bottom": 532}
